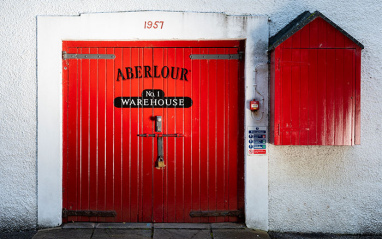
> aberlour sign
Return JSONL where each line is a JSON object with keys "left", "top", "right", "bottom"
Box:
{"left": 116, "top": 65, "right": 189, "bottom": 81}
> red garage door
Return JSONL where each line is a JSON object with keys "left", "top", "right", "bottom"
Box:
{"left": 62, "top": 41, "right": 244, "bottom": 223}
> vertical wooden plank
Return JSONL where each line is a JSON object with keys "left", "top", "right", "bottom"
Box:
{"left": 280, "top": 48, "right": 292, "bottom": 145}
{"left": 308, "top": 49, "right": 318, "bottom": 144}
{"left": 80, "top": 47, "right": 90, "bottom": 221}
{"left": 282, "top": 36, "right": 292, "bottom": 49}
{"left": 227, "top": 47, "right": 239, "bottom": 222}
{"left": 292, "top": 30, "right": 301, "bottom": 48}
{"left": 191, "top": 48, "right": 201, "bottom": 222}
{"left": 317, "top": 18, "right": 327, "bottom": 48}
{"left": 165, "top": 47, "right": 176, "bottom": 222}
{"left": 120, "top": 47, "right": 131, "bottom": 222}
{"left": 113, "top": 48, "right": 123, "bottom": 221}
{"left": 153, "top": 47, "right": 165, "bottom": 222}
{"left": 354, "top": 48, "right": 361, "bottom": 144}
{"left": 325, "top": 49, "right": 336, "bottom": 145}
{"left": 199, "top": 47, "right": 209, "bottom": 223}
{"left": 317, "top": 50, "right": 327, "bottom": 145}
{"left": 300, "top": 25, "right": 310, "bottom": 48}
{"left": 207, "top": 48, "right": 217, "bottom": 222}
{"left": 175, "top": 48, "right": 185, "bottom": 222}
{"left": 291, "top": 49, "right": 301, "bottom": 145}
{"left": 326, "top": 22, "right": 336, "bottom": 48}
{"left": 215, "top": 48, "right": 226, "bottom": 222}
{"left": 161, "top": 48, "right": 169, "bottom": 223}
{"left": 335, "top": 28, "right": 345, "bottom": 48}
{"left": 334, "top": 49, "right": 344, "bottom": 145}
{"left": 299, "top": 49, "right": 309, "bottom": 145}
{"left": 309, "top": 18, "right": 319, "bottom": 48}
{"left": 66, "top": 48, "right": 79, "bottom": 222}
{"left": 105, "top": 47, "right": 115, "bottom": 222}
{"left": 344, "top": 36, "right": 356, "bottom": 48}
{"left": 141, "top": 47, "right": 154, "bottom": 222}
{"left": 224, "top": 49, "right": 230, "bottom": 221}
{"left": 343, "top": 49, "right": 354, "bottom": 145}
{"left": 88, "top": 48, "right": 98, "bottom": 221}
{"left": 183, "top": 47, "right": 193, "bottom": 222}
{"left": 129, "top": 47, "right": 140, "bottom": 222}
{"left": 96, "top": 48, "right": 107, "bottom": 222}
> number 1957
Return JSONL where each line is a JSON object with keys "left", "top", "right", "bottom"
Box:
{"left": 144, "top": 21, "right": 164, "bottom": 29}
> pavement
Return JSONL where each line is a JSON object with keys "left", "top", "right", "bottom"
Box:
{"left": 30, "top": 223, "right": 269, "bottom": 239}
{"left": 1, "top": 223, "right": 382, "bottom": 239}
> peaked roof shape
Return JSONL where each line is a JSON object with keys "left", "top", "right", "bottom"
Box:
{"left": 268, "top": 11, "right": 364, "bottom": 51}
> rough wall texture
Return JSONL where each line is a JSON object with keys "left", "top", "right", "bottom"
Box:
{"left": 0, "top": 0, "right": 381, "bottom": 234}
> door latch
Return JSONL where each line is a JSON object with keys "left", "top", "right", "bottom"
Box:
{"left": 137, "top": 116, "right": 184, "bottom": 169}
{"left": 155, "top": 116, "right": 165, "bottom": 169}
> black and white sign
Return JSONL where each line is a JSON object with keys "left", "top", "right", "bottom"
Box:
{"left": 114, "top": 89, "right": 193, "bottom": 108}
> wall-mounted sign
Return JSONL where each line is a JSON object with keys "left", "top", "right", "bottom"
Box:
{"left": 114, "top": 89, "right": 193, "bottom": 108}
{"left": 247, "top": 126, "right": 267, "bottom": 155}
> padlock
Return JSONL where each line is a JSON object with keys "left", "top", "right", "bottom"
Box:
{"left": 155, "top": 156, "right": 166, "bottom": 169}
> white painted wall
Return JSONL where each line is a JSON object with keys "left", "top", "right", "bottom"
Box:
{"left": 0, "top": 0, "right": 381, "bottom": 234}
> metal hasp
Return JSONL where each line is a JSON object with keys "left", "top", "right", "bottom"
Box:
{"left": 189, "top": 53, "right": 243, "bottom": 60}
{"left": 155, "top": 116, "right": 164, "bottom": 169}
{"left": 62, "top": 51, "right": 116, "bottom": 59}
{"left": 137, "top": 116, "right": 184, "bottom": 169}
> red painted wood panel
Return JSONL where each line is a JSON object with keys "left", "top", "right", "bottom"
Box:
{"left": 281, "top": 17, "right": 359, "bottom": 49}
{"left": 276, "top": 48, "right": 357, "bottom": 145}
{"left": 63, "top": 41, "right": 244, "bottom": 222}
{"left": 273, "top": 16, "right": 361, "bottom": 145}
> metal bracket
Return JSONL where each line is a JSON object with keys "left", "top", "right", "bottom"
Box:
{"left": 137, "top": 133, "right": 184, "bottom": 137}
{"left": 62, "top": 208, "right": 116, "bottom": 218}
{"left": 62, "top": 51, "right": 116, "bottom": 60}
{"left": 189, "top": 210, "right": 244, "bottom": 218}
{"left": 190, "top": 53, "right": 243, "bottom": 60}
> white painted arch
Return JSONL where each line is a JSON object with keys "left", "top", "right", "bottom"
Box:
{"left": 37, "top": 11, "right": 269, "bottom": 229}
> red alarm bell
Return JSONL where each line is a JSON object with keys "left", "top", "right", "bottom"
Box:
{"left": 250, "top": 100, "right": 259, "bottom": 111}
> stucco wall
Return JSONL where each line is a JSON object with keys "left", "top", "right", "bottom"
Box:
{"left": 0, "top": 0, "right": 381, "bottom": 234}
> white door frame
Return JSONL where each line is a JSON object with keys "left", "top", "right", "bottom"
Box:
{"left": 37, "top": 11, "right": 269, "bottom": 229}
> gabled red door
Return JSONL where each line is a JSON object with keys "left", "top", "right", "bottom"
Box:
{"left": 63, "top": 41, "right": 244, "bottom": 223}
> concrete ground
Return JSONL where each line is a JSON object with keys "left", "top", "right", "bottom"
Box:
{"left": 1, "top": 224, "right": 382, "bottom": 239}
{"left": 31, "top": 223, "right": 269, "bottom": 239}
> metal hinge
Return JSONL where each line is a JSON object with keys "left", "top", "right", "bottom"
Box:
{"left": 190, "top": 210, "right": 244, "bottom": 218}
{"left": 62, "top": 208, "right": 117, "bottom": 218}
{"left": 62, "top": 51, "right": 116, "bottom": 60}
{"left": 190, "top": 52, "right": 243, "bottom": 60}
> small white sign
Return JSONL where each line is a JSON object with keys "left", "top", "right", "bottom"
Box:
{"left": 247, "top": 126, "right": 267, "bottom": 155}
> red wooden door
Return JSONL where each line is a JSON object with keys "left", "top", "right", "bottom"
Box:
{"left": 63, "top": 41, "right": 244, "bottom": 223}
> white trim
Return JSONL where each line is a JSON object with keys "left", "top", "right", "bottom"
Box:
{"left": 37, "top": 11, "right": 269, "bottom": 229}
